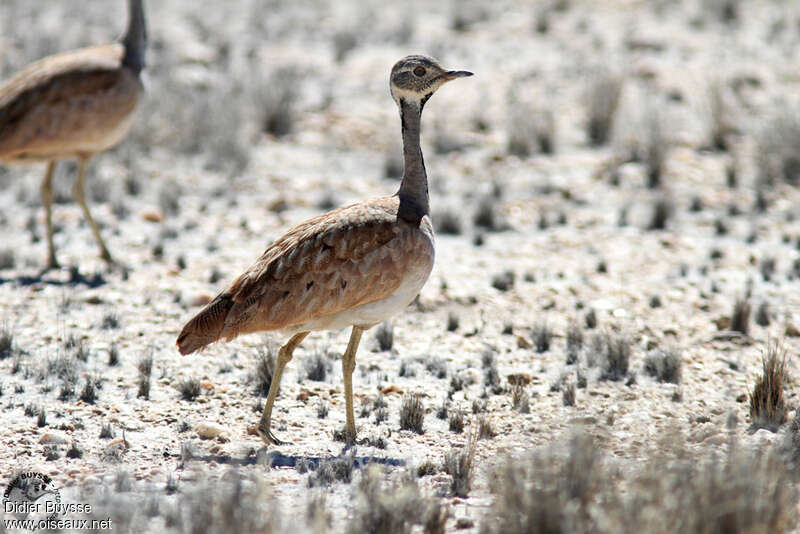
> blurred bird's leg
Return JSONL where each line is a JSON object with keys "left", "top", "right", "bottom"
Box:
{"left": 258, "top": 332, "right": 309, "bottom": 445}
{"left": 40, "top": 161, "right": 59, "bottom": 269}
{"left": 72, "top": 154, "right": 113, "bottom": 264}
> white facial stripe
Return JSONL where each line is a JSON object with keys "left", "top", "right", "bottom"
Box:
{"left": 391, "top": 86, "right": 424, "bottom": 104}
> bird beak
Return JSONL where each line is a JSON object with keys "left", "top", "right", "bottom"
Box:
{"left": 443, "top": 70, "right": 474, "bottom": 81}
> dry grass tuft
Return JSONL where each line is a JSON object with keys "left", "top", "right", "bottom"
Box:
{"left": 252, "top": 346, "right": 275, "bottom": 396}
{"left": 444, "top": 432, "right": 478, "bottom": 498}
{"left": 136, "top": 355, "right": 153, "bottom": 400}
{"left": 347, "top": 466, "right": 438, "bottom": 534}
{"left": 643, "top": 348, "right": 682, "bottom": 384}
{"left": 400, "top": 394, "right": 425, "bottom": 434}
{"left": 482, "top": 431, "right": 796, "bottom": 534}
{"left": 731, "top": 297, "right": 751, "bottom": 335}
{"left": 586, "top": 69, "right": 623, "bottom": 146}
{"left": 749, "top": 342, "right": 788, "bottom": 431}
{"left": 756, "top": 107, "right": 800, "bottom": 186}
{"left": 374, "top": 322, "right": 394, "bottom": 352}
{"left": 0, "top": 325, "right": 14, "bottom": 359}
{"left": 177, "top": 378, "right": 202, "bottom": 401}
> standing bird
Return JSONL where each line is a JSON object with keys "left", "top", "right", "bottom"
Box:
{"left": 177, "top": 55, "right": 472, "bottom": 444}
{"left": 0, "top": 0, "right": 146, "bottom": 268}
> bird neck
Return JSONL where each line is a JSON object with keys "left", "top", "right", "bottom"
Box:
{"left": 396, "top": 98, "right": 429, "bottom": 223}
{"left": 122, "top": 0, "right": 147, "bottom": 74}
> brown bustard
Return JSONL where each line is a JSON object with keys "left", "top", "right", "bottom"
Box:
{"left": 0, "top": 0, "right": 146, "bottom": 268}
{"left": 178, "top": 56, "right": 472, "bottom": 444}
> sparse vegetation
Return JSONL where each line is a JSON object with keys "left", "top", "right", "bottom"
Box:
{"left": 308, "top": 450, "right": 355, "bottom": 487}
{"left": 731, "top": 297, "right": 751, "bottom": 335}
{"left": 253, "top": 347, "right": 275, "bottom": 396}
{"left": 137, "top": 355, "right": 153, "bottom": 400}
{"left": 426, "top": 357, "right": 448, "bottom": 379}
{"left": 374, "top": 322, "right": 394, "bottom": 352}
{"left": 443, "top": 433, "right": 477, "bottom": 497}
{"left": 749, "top": 343, "right": 788, "bottom": 431}
{"left": 532, "top": 321, "right": 552, "bottom": 353}
{"left": 585, "top": 309, "right": 598, "bottom": 329}
{"left": 594, "top": 331, "right": 631, "bottom": 381}
{"left": 66, "top": 441, "right": 83, "bottom": 459}
{"left": 643, "top": 348, "right": 682, "bottom": 384}
{"left": 643, "top": 107, "right": 668, "bottom": 189}
{"left": 178, "top": 378, "right": 202, "bottom": 401}
{"left": 304, "top": 352, "right": 331, "bottom": 382}
{"left": 0, "top": 249, "right": 15, "bottom": 270}
{"left": 100, "top": 423, "right": 115, "bottom": 439}
{"left": 755, "top": 302, "right": 770, "bottom": 326}
{"left": 108, "top": 344, "right": 119, "bottom": 366}
{"left": 434, "top": 209, "right": 463, "bottom": 235}
{"left": 482, "top": 431, "right": 796, "bottom": 534}
{"left": 507, "top": 93, "right": 556, "bottom": 157}
{"left": 0, "top": 325, "right": 13, "bottom": 359}
{"left": 101, "top": 312, "right": 120, "bottom": 330}
{"left": 436, "top": 400, "right": 448, "bottom": 420}
{"left": 756, "top": 107, "right": 800, "bottom": 185}
{"left": 648, "top": 197, "right": 673, "bottom": 230}
{"left": 316, "top": 400, "right": 329, "bottom": 419}
{"left": 79, "top": 376, "right": 98, "bottom": 404}
{"left": 491, "top": 270, "right": 515, "bottom": 292}
{"left": 760, "top": 256, "right": 776, "bottom": 282}
{"left": 398, "top": 359, "right": 416, "bottom": 378}
{"left": 562, "top": 381, "right": 576, "bottom": 406}
{"left": 477, "top": 415, "right": 496, "bottom": 439}
{"left": 586, "top": 69, "right": 622, "bottom": 146}
{"left": 449, "top": 408, "right": 465, "bottom": 433}
{"left": 400, "top": 394, "right": 425, "bottom": 434}
{"left": 566, "top": 319, "right": 583, "bottom": 364}
{"left": 346, "top": 465, "right": 435, "bottom": 534}
{"left": 474, "top": 197, "right": 503, "bottom": 232}
{"left": 512, "top": 385, "right": 530, "bottom": 413}
{"left": 707, "top": 79, "right": 736, "bottom": 151}
{"left": 446, "top": 311, "right": 459, "bottom": 332}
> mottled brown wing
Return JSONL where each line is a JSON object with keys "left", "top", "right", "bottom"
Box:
{"left": 221, "top": 197, "right": 408, "bottom": 336}
{"left": 0, "top": 44, "right": 124, "bottom": 109}
{"left": 0, "top": 44, "right": 137, "bottom": 159}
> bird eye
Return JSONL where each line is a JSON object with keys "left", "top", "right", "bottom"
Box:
{"left": 413, "top": 66, "right": 426, "bottom": 77}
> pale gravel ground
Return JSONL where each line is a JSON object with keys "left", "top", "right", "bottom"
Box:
{"left": 2, "top": 0, "right": 800, "bottom": 532}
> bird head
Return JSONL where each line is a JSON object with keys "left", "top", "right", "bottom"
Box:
{"left": 390, "top": 55, "right": 472, "bottom": 109}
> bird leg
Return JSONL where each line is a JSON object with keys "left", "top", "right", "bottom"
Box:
{"left": 40, "top": 161, "right": 59, "bottom": 269}
{"left": 257, "top": 332, "right": 308, "bottom": 445}
{"left": 341, "top": 326, "right": 364, "bottom": 443}
{"left": 71, "top": 155, "right": 113, "bottom": 264}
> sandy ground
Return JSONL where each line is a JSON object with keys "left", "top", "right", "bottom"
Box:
{"left": 1, "top": 0, "right": 800, "bottom": 532}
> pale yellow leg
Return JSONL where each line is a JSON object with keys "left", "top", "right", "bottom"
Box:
{"left": 341, "top": 326, "right": 364, "bottom": 443}
{"left": 257, "top": 332, "right": 309, "bottom": 445}
{"left": 71, "top": 155, "right": 113, "bottom": 264}
{"left": 40, "top": 161, "right": 58, "bottom": 269}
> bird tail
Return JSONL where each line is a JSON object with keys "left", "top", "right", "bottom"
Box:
{"left": 176, "top": 293, "right": 235, "bottom": 355}
{"left": 122, "top": 0, "right": 147, "bottom": 73}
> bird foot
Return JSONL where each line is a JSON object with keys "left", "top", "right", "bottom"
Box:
{"left": 257, "top": 425, "right": 290, "bottom": 446}
{"left": 100, "top": 250, "right": 115, "bottom": 266}
{"left": 332, "top": 426, "right": 358, "bottom": 445}
{"left": 40, "top": 257, "right": 61, "bottom": 275}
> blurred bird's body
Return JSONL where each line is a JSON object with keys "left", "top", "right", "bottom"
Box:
{"left": 0, "top": 0, "right": 146, "bottom": 268}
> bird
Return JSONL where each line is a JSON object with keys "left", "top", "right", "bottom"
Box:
{"left": 177, "top": 55, "right": 472, "bottom": 445}
{"left": 0, "top": 0, "right": 147, "bottom": 269}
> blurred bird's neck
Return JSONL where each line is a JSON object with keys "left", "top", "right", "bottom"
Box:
{"left": 397, "top": 99, "right": 429, "bottom": 223}
{"left": 122, "top": 0, "right": 147, "bottom": 74}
